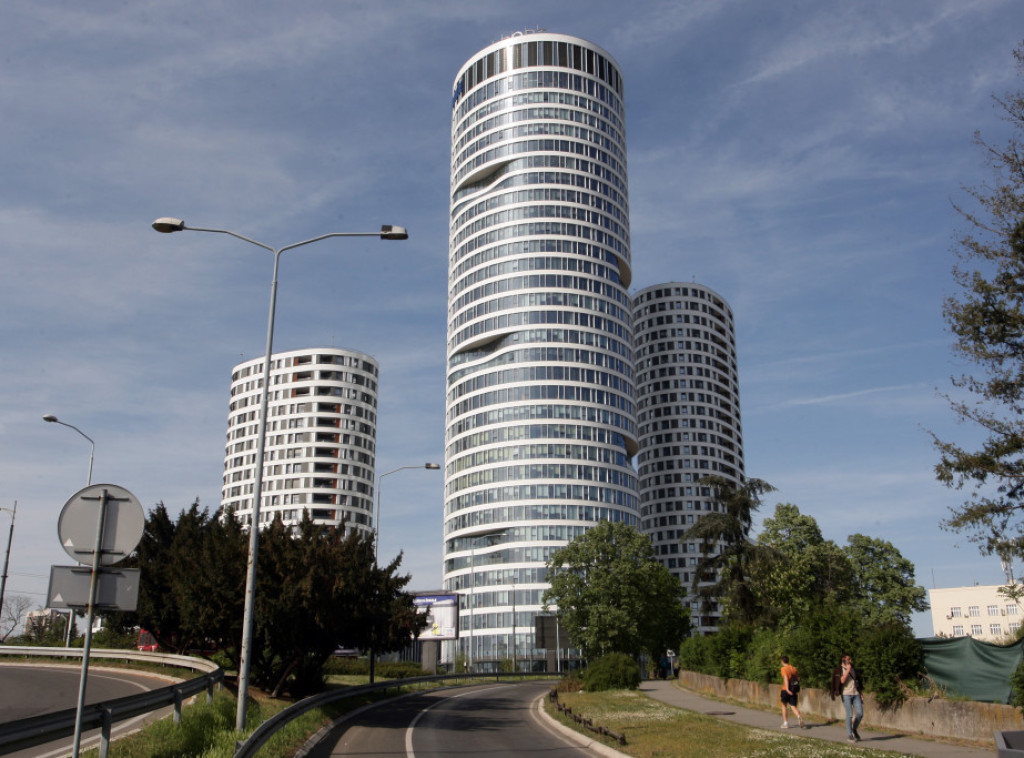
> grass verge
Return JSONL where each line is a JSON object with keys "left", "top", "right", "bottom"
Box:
{"left": 78, "top": 678, "right": 446, "bottom": 757}
{"left": 543, "top": 689, "right": 918, "bottom": 758}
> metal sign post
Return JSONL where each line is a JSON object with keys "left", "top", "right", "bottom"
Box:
{"left": 56, "top": 484, "right": 143, "bottom": 758}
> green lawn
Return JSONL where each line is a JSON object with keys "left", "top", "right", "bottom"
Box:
{"left": 545, "top": 689, "right": 916, "bottom": 758}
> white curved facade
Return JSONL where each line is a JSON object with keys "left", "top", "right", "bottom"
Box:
{"left": 633, "top": 283, "right": 744, "bottom": 633}
{"left": 222, "top": 347, "right": 378, "bottom": 534}
{"left": 444, "top": 32, "right": 638, "bottom": 670}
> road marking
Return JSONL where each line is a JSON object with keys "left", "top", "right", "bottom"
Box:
{"left": 404, "top": 685, "right": 509, "bottom": 758}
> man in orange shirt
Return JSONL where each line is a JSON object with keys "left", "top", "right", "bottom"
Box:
{"left": 780, "top": 655, "right": 806, "bottom": 729}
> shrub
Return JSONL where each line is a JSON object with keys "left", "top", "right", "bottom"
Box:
{"left": 784, "top": 605, "right": 862, "bottom": 689}
{"left": 554, "top": 674, "right": 585, "bottom": 693}
{"left": 1011, "top": 658, "right": 1024, "bottom": 711}
{"left": 677, "top": 633, "right": 714, "bottom": 675}
{"left": 583, "top": 652, "right": 641, "bottom": 691}
{"left": 740, "top": 627, "right": 785, "bottom": 684}
{"left": 858, "top": 621, "right": 923, "bottom": 708}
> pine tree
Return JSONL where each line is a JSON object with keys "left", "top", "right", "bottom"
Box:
{"left": 935, "top": 41, "right": 1024, "bottom": 562}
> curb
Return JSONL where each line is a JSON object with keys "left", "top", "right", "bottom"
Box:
{"left": 533, "top": 691, "right": 630, "bottom": 758}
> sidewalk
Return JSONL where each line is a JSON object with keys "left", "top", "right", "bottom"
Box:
{"left": 639, "top": 679, "right": 994, "bottom": 757}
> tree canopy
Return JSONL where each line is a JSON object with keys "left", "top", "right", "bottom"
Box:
{"left": 543, "top": 520, "right": 689, "bottom": 661}
{"left": 751, "top": 503, "right": 853, "bottom": 628}
{"left": 679, "top": 476, "right": 776, "bottom": 626}
{"left": 935, "top": 41, "right": 1024, "bottom": 563}
{"left": 843, "top": 534, "right": 929, "bottom": 627}
{"left": 115, "top": 501, "right": 423, "bottom": 697}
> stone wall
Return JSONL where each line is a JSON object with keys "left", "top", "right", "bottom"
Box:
{"left": 679, "top": 670, "right": 1024, "bottom": 746}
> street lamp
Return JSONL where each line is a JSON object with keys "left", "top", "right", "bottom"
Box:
{"left": 43, "top": 414, "right": 95, "bottom": 646}
{"left": 152, "top": 216, "right": 408, "bottom": 732}
{"left": 373, "top": 463, "right": 440, "bottom": 561}
{"left": 43, "top": 415, "right": 95, "bottom": 486}
{"left": 0, "top": 502, "right": 15, "bottom": 636}
{"left": 368, "top": 462, "right": 439, "bottom": 684}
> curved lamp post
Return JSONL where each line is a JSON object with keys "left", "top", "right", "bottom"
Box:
{"left": 373, "top": 463, "right": 440, "bottom": 561}
{"left": 368, "top": 462, "right": 439, "bottom": 683}
{"left": 152, "top": 217, "right": 408, "bottom": 731}
{"left": 43, "top": 414, "right": 95, "bottom": 648}
{"left": 43, "top": 415, "right": 95, "bottom": 486}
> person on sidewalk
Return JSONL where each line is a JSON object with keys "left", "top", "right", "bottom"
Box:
{"left": 830, "top": 653, "right": 864, "bottom": 741}
{"left": 779, "top": 656, "right": 806, "bottom": 729}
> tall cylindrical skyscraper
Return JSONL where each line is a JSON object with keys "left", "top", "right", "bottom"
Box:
{"left": 444, "top": 32, "right": 638, "bottom": 670}
{"left": 633, "top": 283, "right": 744, "bottom": 634}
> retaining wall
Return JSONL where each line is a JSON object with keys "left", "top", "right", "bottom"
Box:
{"left": 679, "top": 670, "right": 1024, "bottom": 746}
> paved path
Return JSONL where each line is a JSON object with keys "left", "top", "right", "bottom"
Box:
{"left": 639, "top": 680, "right": 994, "bottom": 757}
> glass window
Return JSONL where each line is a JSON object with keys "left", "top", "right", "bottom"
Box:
{"left": 971, "top": 624, "right": 983, "bottom": 635}
{"left": 969, "top": 606, "right": 980, "bottom": 617}
{"left": 988, "top": 605, "right": 1000, "bottom": 616}
{"left": 950, "top": 607, "right": 962, "bottom": 617}
{"left": 990, "top": 624, "right": 1003, "bottom": 636}
{"left": 1007, "top": 604, "right": 1019, "bottom": 616}
{"left": 953, "top": 625, "right": 964, "bottom": 636}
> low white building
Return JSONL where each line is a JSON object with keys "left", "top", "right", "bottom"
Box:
{"left": 929, "top": 584, "right": 1022, "bottom": 641}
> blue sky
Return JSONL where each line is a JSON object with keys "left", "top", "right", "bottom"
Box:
{"left": 2, "top": 0, "right": 1023, "bottom": 638}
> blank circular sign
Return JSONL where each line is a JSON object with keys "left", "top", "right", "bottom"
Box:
{"left": 57, "top": 484, "right": 144, "bottom": 566}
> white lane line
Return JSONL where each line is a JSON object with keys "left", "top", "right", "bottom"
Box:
{"left": 404, "top": 685, "right": 510, "bottom": 758}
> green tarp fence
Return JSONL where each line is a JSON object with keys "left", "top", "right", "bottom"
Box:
{"left": 920, "top": 635, "right": 1024, "bottom": 704}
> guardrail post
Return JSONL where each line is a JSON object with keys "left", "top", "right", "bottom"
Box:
{"left": 207, "top": 678, "right": 215, "bottom": 705}
{"left": 99, "top": 708, "right": 112, "bottom": 758}
{"left": 174, "top": 690, "right": 183, "bottom": 724}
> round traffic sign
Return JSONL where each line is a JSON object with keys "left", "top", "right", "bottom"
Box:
{"left": 57, "top": 484, "right": 144, "bottom": 566}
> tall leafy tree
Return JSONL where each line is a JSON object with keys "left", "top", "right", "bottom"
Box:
{"left": 843, "top": 534, "right": 928, "bottom": 626}
{"left": 543, "top": 520, "right": 689, "bottom": 660}
{"left": 752, "top": 503, "right": 854, "bottom": 629}
{"left": 680, "top": 476, "right": 776, "bottom": 625}
{"left": 935, "top": 41, "right": 1024, "bottom": 562}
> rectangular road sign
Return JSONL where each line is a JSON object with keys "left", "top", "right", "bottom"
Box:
{"left": 47, "top": 565, "right": 141, "bottom": 610}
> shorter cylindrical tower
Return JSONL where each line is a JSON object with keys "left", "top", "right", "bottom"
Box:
{"left": 633, "top": 283, "right": 744, "bottom": 633}
{"left": 222, "top": 346, "right": 379, "bottom": 534}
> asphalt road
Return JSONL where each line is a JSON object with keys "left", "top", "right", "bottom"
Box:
{"left": 0, "top": 663, "right": 177, "bottom": 758}
{"left": 307, "top": 680, "right": 596, "bottom": 758}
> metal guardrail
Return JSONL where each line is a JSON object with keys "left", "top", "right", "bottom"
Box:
{"left": 0, "top": 646, "right": 223, "bottom": 756}
{"left": 234, "top": 671, "right": 554, "bottom": 758}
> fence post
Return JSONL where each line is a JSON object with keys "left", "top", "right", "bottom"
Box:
{"left": 99, "top": 708, "right": 112, "bottom": 758}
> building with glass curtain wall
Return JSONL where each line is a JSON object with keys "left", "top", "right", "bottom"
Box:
{"left": 444, "top": 31, "right": 639, "bottom": 670}
{"left": 633, "top": 283, "right": 744, "bottom": 634}
{"left": 222, "top": 347, "right": 378, "bottom": 534}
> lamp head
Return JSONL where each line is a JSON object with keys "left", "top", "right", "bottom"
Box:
{"left": 425, "top": 463, "right": 441, "bottom": 469}
{"left": 43, "top": 414, "right": 59, "bottom": 423}
{"left": 152, "top": 217, "right": 186, "bottom": 233}
{"left": 380, "top": 225, "right": 408, "bottom": 241}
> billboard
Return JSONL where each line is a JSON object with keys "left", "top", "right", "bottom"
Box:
{"left": 413, "top": 593, "right": 459, "bottom": 641}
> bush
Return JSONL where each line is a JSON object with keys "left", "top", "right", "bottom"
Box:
{"left": 677, "top": 633, "right": 714, "bottom": 675}
{"left": 784, "top": 605, "right": 862, "bottom": 689}
{"left": 739, "top": 627, "right": 785, "bottom": 684}
{"left": 1010, "top": 658, "right": 1024, "bottom": 711}
{"left": 859, "top": 621, "right": 923, "bottom": 708}
{"left": 554, "top": 674, "right": 585, "bottom": 693}
{"left": 583, "top": 652, "right": 641, "bottom": 691}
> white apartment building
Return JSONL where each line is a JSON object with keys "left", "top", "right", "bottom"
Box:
{"left": 444, "top": 31, "right": 638, "bottom": 670}
{"left": 222, "top": 347, "right": 378, "bottom": 534}
{"left": 633, "top": 283, "right": 744, "bottom": 634}
{"left": 929, "top": 585, "right": 1022, "bottom": 642}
